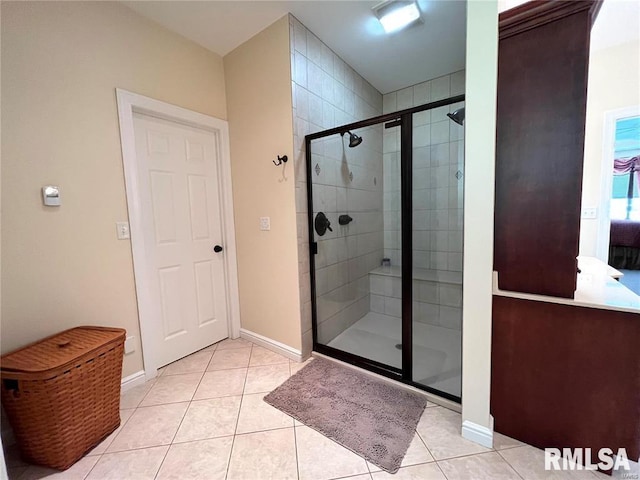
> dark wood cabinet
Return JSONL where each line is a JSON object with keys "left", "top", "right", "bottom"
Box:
{"left": 491, "top": 296, "right": 640, "bottom": 472}
{"left": 494, "top": 1, "right": 602, "bottom": 298}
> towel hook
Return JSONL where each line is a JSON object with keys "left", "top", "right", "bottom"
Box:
{"left": 273, "top": 155, "right": 288, "bottom": 166}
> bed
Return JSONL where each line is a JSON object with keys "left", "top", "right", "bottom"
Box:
{"left": 609, "top": 220, "right": 640, "bottom": 269}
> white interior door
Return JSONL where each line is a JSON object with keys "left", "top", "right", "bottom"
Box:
{"left": 133, "top": 112, "right": 229, "bottom": 367}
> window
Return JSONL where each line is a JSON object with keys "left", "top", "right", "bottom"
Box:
{"left": 610, "top": 116, "right": 640, "bottom": 221}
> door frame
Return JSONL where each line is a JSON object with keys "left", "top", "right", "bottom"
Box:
{"left": 116, "top": 88, "right": 241, "bottom": 380}
{"left": 596, "top": 104, "right": 640, "bottom": 261}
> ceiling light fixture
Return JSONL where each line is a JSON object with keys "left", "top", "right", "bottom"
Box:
{"left": 373, "top": 1, "right": 422, "bottom": 34}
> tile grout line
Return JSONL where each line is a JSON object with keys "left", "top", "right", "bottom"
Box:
{"left": 152, "top": 350, "right": 215, "bottom": 480}
{"left": 225, "top": 343, "right": 253, "bottom": 480}
{"left": 495, "top": 448, "right": 527, "bottom": 480}
{"left": 290, "top": 361, "right": 301, "bottom": 480}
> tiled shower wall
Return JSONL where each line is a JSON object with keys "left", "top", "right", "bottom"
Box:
{"left": 381, "top": 71, "right": 465, "bottom": 330}
{"left": 289, "top": 15, "right": 383, "bottom": 354}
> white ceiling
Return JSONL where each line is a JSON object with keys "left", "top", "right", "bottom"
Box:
{"left": 123, "top": 0, "right": 467, "bottom": 94}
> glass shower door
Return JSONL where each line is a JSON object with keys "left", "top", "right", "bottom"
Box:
{"left": 309, "top": 121, "right": 402, "bottom": 373}
{"left": 411, "top": 102, "right": 464, "bottom": 400}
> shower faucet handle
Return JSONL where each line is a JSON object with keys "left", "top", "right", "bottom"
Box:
{"left": 314, "top": 212, "right": 332, "bottom": 236}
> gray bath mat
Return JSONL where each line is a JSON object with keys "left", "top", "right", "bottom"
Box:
{"left": 263, "top": 357, "right": 428, "bottom": 474}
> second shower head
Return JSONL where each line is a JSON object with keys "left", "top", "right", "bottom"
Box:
{"left": 447, "top": 108, "right": 465, "bottom": 126}
{"left": 341, "top": 130, "right": 363, "bottom": 148}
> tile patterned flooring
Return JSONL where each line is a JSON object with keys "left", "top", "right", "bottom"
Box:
{"left": 4, "top": 338, "right": 607, "bottom": 480}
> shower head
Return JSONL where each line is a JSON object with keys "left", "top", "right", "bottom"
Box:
{"left": 341, "top": 130, "right": 363, "bottom": 148}
{"left": 447, "top": 108, "right": 465, "bottom": 126}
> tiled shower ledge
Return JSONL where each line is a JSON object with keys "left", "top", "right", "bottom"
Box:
{"left": 370, "top": 266, "right": 462, "bottom": 285}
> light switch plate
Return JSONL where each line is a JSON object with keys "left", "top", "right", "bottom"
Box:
{"left": 260, "top": 217, "right": 271, "bottom": 231}
{"left": 116, "top": 222, "right": 130, "bottom": 239}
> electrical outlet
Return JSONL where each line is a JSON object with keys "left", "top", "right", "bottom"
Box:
{"left": 260, "top": 217, "right": 271, "bottom": 231}
{"left": 581, "top": 207, "right": 597, "bottom": 219}
{"left": 116, "top": 222, "right": 130, "bottom": 239}
{"left": 124, "top": 336, "right": 135, "bottom": 354}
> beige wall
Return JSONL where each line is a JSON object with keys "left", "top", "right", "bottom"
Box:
{"left": 224, "top": 16, "right": 301, "bottom": 350}
{"left": 1, "top": 1, "right": 227, "bottom": 377}
{"left": 461, "top": 0, "right": 498, "bottom": 439}
{"left": 579, "top": 39, "right": 640, "bottom": 257}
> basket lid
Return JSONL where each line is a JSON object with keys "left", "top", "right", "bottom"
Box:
{"left": 1, "top": 326, "right": 125, "bottom": 373}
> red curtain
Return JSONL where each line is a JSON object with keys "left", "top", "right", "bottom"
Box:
{"left": 613, "top": 156, "right": 639, "bottom": 176}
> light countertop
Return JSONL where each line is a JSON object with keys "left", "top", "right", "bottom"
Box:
{"left": 493, "top": 256, "right": 640, "bottom": 314}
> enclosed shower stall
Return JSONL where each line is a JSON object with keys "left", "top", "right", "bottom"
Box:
{"left": 306, "top": 95, "right": 465, "bottom": 402}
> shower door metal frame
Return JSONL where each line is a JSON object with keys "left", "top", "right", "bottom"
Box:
{"left": 305, "top": 94, "right": 465, "bottom": 404}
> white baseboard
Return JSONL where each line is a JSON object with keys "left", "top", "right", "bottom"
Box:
{"left": 462, "top": 420, "right": 493, "bottom": 448}
{"left": 121, "top": 370, "right": 146, "bottom": 392}
{"left": 240, "top": 328, "right": 302, "bottom": 362}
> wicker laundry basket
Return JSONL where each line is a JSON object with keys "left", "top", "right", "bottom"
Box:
{"left": 1, "top": 326, "right": 126, "bottom": 470}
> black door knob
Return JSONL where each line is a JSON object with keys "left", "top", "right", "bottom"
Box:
{"left": 213, "top": 245, "right": 223, "bottom": 253}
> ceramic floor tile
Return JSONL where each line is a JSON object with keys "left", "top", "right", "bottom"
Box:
{"left": 416, "top": 406, "right": 491, "bottom": 460}
{"left": 119, "top": 380, "right": 156, "bottom": 409}
{"left": 163, "top": 350, "right": 213, "bottom": 376}
{"left": 139, "top": 372, "right": 203, "bottom": 407}
{"left": 86, "top": 445, "right": 168, "bottom": 480}
{"left": 227, "top": 428, "right": 297, "bottom": 480}
{"left": 243, "top": 364, "right": 290, "bottom": 394}
{"left": 493, "top": 431, "right": 526, "bottom": 451}
{"left": 193, "top": 369, "right": 247, "bottom": 400}
{"left": 339, "top": 476, "right": 373, "bottom": 480}
{"left": 290, "top": 358, "right": 314, "bottom": 375}
{"left": 236, "top": 393, "right": 294, "bottom": 434}
{"left": 106, "top": 402, "right": 188, "bottom": 452}
{"left": 438, "top": 451, "right": 521, "bottom": 479}
{"left": 215, "top": 338, "right": 253, "bottom": 350}
{"left": 367, "top": 433, "right": 434, "bottom": 472}
{"left": 16, "top": 455, "right": 99, "bottom": 480}
{"left": 296, "top": 425, "right": 369, "bottom": 480}
{"left": 156, "top": 437, "right": 233, "bottom": 480}
{"left": 370, "top": 462, "right": 447, "bottom": 479}
{"left": 249, "top": 346, "right": 290, "bottom": 366}
{"left": 87, "top": 408, "right": 135, "bottom": 455}
{"left": 499, "top": 445, "right": 600, "bottom": 479}
{"left": 207, "top": 348, "right": 251, "bottom": 371}
{"left": 174, "top": 396, "right": 242, "bottom": 443}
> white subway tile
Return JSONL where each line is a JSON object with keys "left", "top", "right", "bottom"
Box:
{"left": 413, "top": 125, "right": 431, "bottom": 147}
{"left": 431, "top": 121, "right": 450, "bottom": 145}
{"left": 320, "top": 44, "right": 334, "bottom": 75}
{"left": 293, "top": 19, "right": 307, "bottom": 55}
{"left": 370, "top": 294, "right": 385, "bottom": 313}
{"left": 440, "top": 306, "right": 462, "bottom": 330}
{"left": 447, "top": 252, "right": 463, "bottom": 272}
{"left": 439, "top": 284, "right": 462, "bottom": 307}
{"left": 413, "top": 81, "right": 431, "bottom": 104}
{"left": 383, "top": 92, "right": 397, "bottom": 114}
{"left": 431, "top": 75, "right": 451, "bottom": 101}
{"left": 307, "top": 61, "right": 323, "bottom": 96}
{"left": 397, "top": 87, "right": 414, "bottom": 109}
{"left": 450, "top": 70, "right": 465, "bottom": 96}
{"left": 294, "top": 52, "right": 307, "bottom": 88}
{"left": 307, "top": 31, "right": 322, "bottom": 65}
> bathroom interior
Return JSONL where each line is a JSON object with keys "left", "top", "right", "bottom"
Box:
{"left": 290, "top": 5, "right": 467, "bottom": 402}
